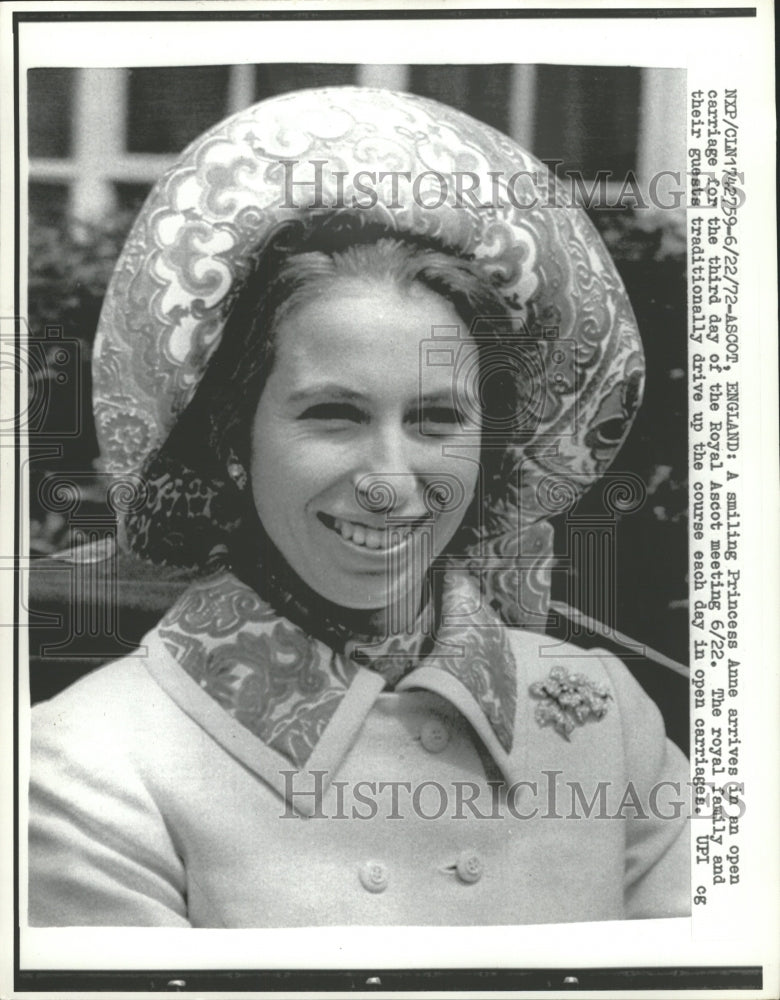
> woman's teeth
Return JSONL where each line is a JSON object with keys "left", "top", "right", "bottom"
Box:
{"left": 321, "top": 511, "right": 429, "bottom": 551}
{"left": 334, "top": 517, "right": 386, "bottom": 549}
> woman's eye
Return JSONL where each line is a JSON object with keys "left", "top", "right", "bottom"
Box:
{"left": 416, "top": 407, "right": 464, "bottom": 433}
{"left": 299, "top": 402, "right": 365, "bottom": 424}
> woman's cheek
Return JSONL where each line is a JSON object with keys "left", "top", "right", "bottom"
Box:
{"left": 284, "top": 435, "right": 355, "bottom": 494}
{"left": 438, "top": 450, "right": 480, "bottom": 500}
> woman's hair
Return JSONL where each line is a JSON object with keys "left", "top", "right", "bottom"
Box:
{"left": 128, "top": 214, "right": 525, "bottom": 572}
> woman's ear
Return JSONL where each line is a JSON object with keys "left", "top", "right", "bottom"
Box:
{"left": 227, "top": 449, "right": 248, "bottom": 491}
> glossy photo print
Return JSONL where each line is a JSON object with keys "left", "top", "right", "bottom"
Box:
{"left": 5, "top": 1, "right": 778, "bottom": 993}
{"left": 23, "top": 61, "right": 693, "bottom": 934}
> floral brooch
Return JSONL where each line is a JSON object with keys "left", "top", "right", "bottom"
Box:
{"left": 529, "top": 665, "right": 611, "bottom": 740}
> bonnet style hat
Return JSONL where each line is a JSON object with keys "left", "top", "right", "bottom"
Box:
{"left": 92, "top": 86, "right": 644, "bottom": 627}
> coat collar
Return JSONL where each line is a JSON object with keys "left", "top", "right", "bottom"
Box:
{"left": 154, "top": 570, "right": 518, "bottom": 775}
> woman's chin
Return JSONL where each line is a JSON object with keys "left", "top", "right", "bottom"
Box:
{"left": 306, "top": 569, "right": 426, "bottom": 620}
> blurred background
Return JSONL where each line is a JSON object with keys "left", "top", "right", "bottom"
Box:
{"left": 25, "top": 62, "right": 688, "bottom": 670}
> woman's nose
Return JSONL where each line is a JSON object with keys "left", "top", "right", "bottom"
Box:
{"left": 352, "top": 428, "right": 423, "bottom": 516}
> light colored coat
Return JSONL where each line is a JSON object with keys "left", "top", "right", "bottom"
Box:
{"left": 29, "top": 626, "right": 690, "bottom": 927}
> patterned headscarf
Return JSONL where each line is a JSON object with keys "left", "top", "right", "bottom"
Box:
{"left": 93, "top": 87, "right": 644, "bottom": 630}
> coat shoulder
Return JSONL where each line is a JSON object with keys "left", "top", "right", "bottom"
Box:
{"left": 506, "top": 626, "right": 621, "bottom": 688}
{"left": 32, "top": 652, "right": 174, "bottom": 755}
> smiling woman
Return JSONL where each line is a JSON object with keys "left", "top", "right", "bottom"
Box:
{"left": 28, "top": 87, "right": 689, "bottom": 929}
{"left": 251, "top": 276, "right": 478, "bottom": 612}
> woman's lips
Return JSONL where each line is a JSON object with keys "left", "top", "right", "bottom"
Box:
{"left": 317, "top": 512, "right": 431, "bottom": 552}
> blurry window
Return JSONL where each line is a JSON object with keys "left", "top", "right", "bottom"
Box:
{"left": 28, "top": 182, "right": 69, "bottom": 226}
{"left": 254, "top": 64, "right": 356, "bottom": 101}
{"left": 114, "top": 182, "right": 153, "bottom": 217}
{"left": 28, "top": 68, "right": 74, "bottom": 158}
{"left": 127, "top": 67, "right": 231, "bottom": 153}
{"left": 533, "top": 66, "right": 641, "bottom": 179}
{"left": 409, "top": 65, "right": 512, "bottom": 135}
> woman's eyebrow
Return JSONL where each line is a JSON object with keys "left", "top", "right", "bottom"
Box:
{"left": 287, "top": 384, "right": 367, "bottom": 404}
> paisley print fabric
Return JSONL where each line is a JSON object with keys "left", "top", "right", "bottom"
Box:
{"left": 158, "top": 573, "right": 360, "bottom": 765}
{"left": 88, "top": 87, "right": 644, "bottom": 765}
{"left": 157, "top": 569, "right": 516, "bottom": 763}
{"left": 93, "top": 87, "right": 644, "bottom": 628}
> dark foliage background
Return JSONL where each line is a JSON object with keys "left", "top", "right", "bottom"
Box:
{"left": 26, "top": 205, "right": 687, "bottom": 664}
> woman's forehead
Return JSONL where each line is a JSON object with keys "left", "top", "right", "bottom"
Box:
{"left": 269, "top": 282, "right": 473, "bottom": 399}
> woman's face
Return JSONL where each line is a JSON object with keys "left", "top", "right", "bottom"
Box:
{"left": 250, "top": 279, "right": 482, "bottom": 612}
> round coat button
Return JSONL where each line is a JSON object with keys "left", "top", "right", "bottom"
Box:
{"left": 358, "top": 860, "right": 389, "bottom": 893}
{"left": 455, "top": 849, "right": 483, "bottom": 884}
{"left": 420, "top": 717, "right": 450, "bottom": 753}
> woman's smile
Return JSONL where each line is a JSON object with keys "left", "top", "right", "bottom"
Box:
{"left": 317, "top": 510, "right": 433, "bottom": 555}
{"left": 250, "top": 279, "right": 481, "bottom": 609}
